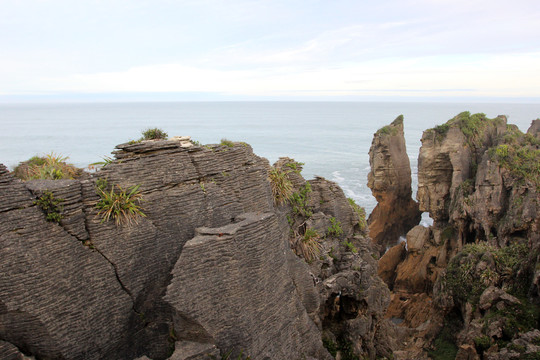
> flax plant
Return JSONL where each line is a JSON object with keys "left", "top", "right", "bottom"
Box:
{"left": 96, "top": 184, "right": 146, "bottom": 226}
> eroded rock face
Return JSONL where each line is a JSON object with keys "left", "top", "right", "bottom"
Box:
{"left": 1, "top": 140, "right": 392, "bottom": 360}
{"left": 384, "top": 114, "right": 540, "bottom": 359}
{"left": 367, "top": 116, "right": 421, "bottom": 251}
{"left": 272, "top": 158, "right": 394, "bottom": 359}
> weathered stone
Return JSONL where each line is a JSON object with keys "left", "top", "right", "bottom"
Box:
{"left": 165, "top": 212, "right": 331, "bottom": 360}
{"left": 455, "top": 344, "right": 480, "bottom": 360}
{"left": 378, "top": 242, "right": 406, "bottom": 289}
{"left": 479, "top": 286, "right": 521, "bottom": 311}
{"left": 406, "top": 225, "right": 431, "bottom": 253}
{"left": 367, "top": 116, "right": 421, "bottom": 250}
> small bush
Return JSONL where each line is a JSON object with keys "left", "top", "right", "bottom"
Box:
{"left": 96, "top": 184, "right": 146, "bottom": 226}
{"left": 327, "top": 217, "right": 344, "bottom": 237}
{"left": 34, "top": 191, "right": 64, "bottom": 223}
{"left": 474, "top": 335, "right": 491, "bottom": 355}
{"left": 14, "top": 153, "right": 80, "bottom": 180}
{"left": 268, "top": 167, "right": 293, "bottom": 205}
{"left": 343, "top": 240, "right": 358, "bottom": 253}
{"left": 220, "top": 138, "right": 235, "bottom": 147}
{"left": 141, "top": 128, "right": 168, "bottom": 140}
{"left": 290, "top": 182, "right": 313, "bottom": 217}
{"left": 284, "top": 161, "right": 304, "bottom": 174}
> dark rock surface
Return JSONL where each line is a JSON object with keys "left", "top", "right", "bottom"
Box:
{"left": 1, "top": 139, "right": 390, "bottom": 360}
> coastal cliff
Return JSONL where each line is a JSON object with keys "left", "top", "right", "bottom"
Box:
{"left": 2, "top": 112, "right": 539, "bottom": 360}
{"left": 0, "top": 138, "right": 391, "bottom": 360}
{"left": 377, "top": 113, "right": 540, "bottom": 359}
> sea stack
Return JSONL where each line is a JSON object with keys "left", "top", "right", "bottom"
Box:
{"left": 367, "top": 115, "right": 421, "bottom": 252}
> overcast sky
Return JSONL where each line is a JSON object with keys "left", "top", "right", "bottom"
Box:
{"left": 1, "top": 0, "right": 540, "bottom": 100}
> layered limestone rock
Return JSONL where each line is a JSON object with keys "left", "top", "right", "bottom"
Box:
{"left": 379, "top": 113, "right": 540, "bottom": 359}
{"left": 367, "top": 115, "right": 421, "bottom": 251}
{"left": 1, "top": 139, "right": 392, "bottom": 360}
{"left": 272, "top": 158, "right": 394, "bottom": 359}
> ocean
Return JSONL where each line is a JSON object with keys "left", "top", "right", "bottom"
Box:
{"left": 1, "top": 101, "right": 539, "bottom": 215}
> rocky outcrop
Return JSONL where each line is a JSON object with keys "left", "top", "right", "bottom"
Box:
{"left": 1, "top": 140, "right": 391, "bottom": 360}
{"left": 376, "top": 113, "right": 540, "bottom": 359}
{"left": 367, "top": 115, "right": 421, "bottom": 251}
{"left": 272, "top": 158, "right": 394, "bottom": 359}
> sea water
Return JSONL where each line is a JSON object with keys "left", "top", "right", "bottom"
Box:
{"left": 1, "top": 101, "right": 539, "bottom": 215}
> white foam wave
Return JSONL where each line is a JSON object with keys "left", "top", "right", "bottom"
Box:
{"left": 331, "top": 170, "right": 344, "bottom": 182}
{"left": 420, "top": 212, "right": 433, "bottom": 227}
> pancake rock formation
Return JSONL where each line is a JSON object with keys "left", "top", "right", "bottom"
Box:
{"left": 0, "top": 138, "right": 392, "bottom": 360}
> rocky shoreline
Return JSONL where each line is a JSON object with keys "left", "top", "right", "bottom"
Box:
{"left": 1, "top": 113, "right": 539, "bottom": 360}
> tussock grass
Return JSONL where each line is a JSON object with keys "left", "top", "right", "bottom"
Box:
{"left": 14, "top": 153, "right": 81, "bottom": 180}
{"left": 268, "top": 167, "right": 293, "bottom": 205}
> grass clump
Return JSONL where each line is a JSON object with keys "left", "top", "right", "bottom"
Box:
{"left": 140, "top": 128, "right": 168, "bottom": 140}
{"left": 268, "top": 167, "right": 294, "bottom": 205}
{"left": 299, "top": 228, "right": 322, "bottom": 262}
{"left": 96, "top": 183, "right": 146, "bottom": 226}
{"left": 14, "top": 153, "right": 81, "bottom": 180}
{"left": 34, "top": 191, "right": 64, "bottom": 223}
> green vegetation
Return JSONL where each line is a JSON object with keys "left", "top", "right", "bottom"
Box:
{"left": 284, "top": 161, "right": 304, "bottom": 174}
{"left": 343, "top": 240, "right": 358, "bottom": 254}
{"left": 427, "top": 318, "right": 459, "bottom": 360}
{"left": 327, "top": 217, "right": 344, "bottom": 237}
{"left": 427, "top": 111, "right": 505, "bottom": 147}
{"left": 377, "top": 125, "right": 397, "bottom": 136}
{"left": 96, "top": 183, "right": 145, "bottom": 226}
{"left": 473, "top": 335, "right": 491, "bottom": 355}
{"left": 482, "top": 300, "right": 539, "bottom": 345}
{"left": 290, "top": 182, "right": 313, "bottom": 217}
{"left": 220, "top": 138, "right": 235, "bottom": 147}
{"left": 392, "top": 114, "right": 404, "bottom": 126}
{"left": 88, "top": 156, "right": 114, "bottom": 171}
{"left": 299, "top": 228, "right": 321, "bottom": 262}
{"left": 322, "top": 336, "right": 360, "bottom": 360}
{"left": 140, "top": 128, "right": 168, "bottom": 140}
{"left": 348, "top": 198, "right": 367, "bottom": 234}
{"left": 490, "top": 135, "right": 540, "bottom": 189}
{"left": 95, "top": 177, "right": 108, "bottom": 191}
{"left": 34, "top": 191, "right": 64, "bottom": 223}
{"left": 441, "top": 241, "right": 530, "bottom": 307}
{"left": 268, "top": 167, "right": 294, "bottom": 205}
{"left": 13, "top": 153, "right": 81, "bottom": 180}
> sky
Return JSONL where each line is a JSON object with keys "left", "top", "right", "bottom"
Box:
{"left": 1, "top": 0, "right": 540, "bottom": 101}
